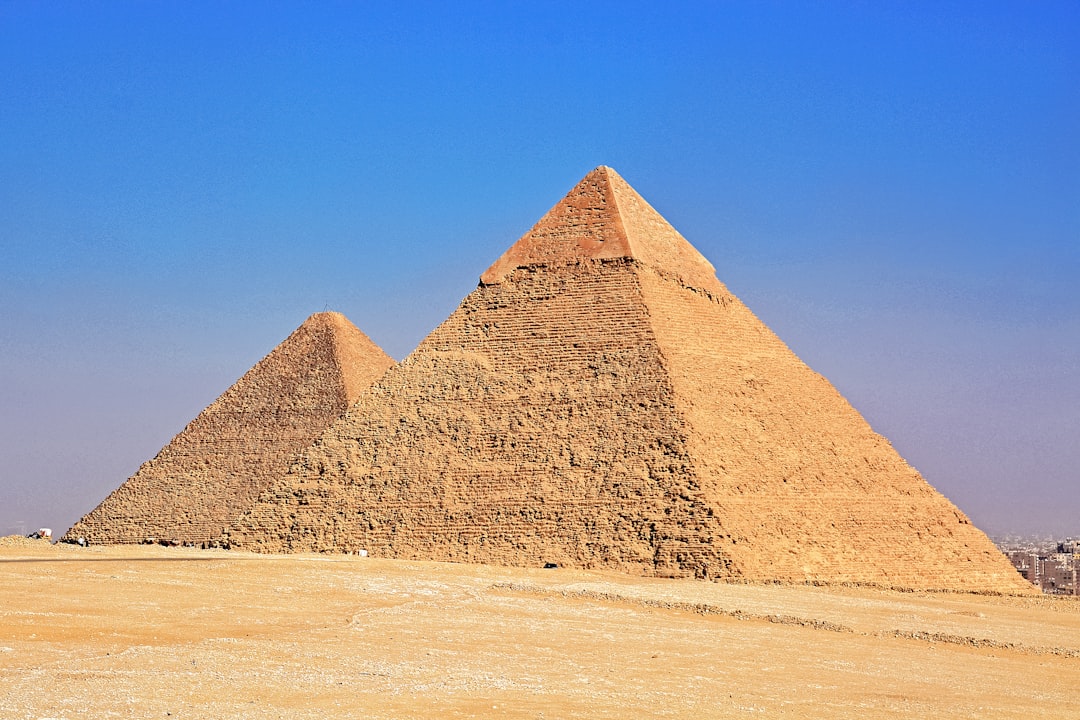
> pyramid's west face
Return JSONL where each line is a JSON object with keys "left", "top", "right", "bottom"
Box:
{"left": 64, "top": 313, "right": 394, "bottom": 545}
{"left": 222, "top": 169, "right": 1028, "bottom": 593}
{"left": 229, "top": 260, "right": 735, "bottom": 575}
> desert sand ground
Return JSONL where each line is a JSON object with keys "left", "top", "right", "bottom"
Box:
{"left": 1, "top": 538, "right": 1076, "bottom": 719}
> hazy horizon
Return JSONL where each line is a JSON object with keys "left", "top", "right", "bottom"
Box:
{"left": 2, "top": 2, "right": 1077, "bottom": 539}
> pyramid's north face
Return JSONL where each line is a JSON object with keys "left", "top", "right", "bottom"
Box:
{"left": 227, "top": 168, "right": 1030, "bottom": 593}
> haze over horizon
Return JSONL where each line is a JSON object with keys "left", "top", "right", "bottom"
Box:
{"left": 2, "top": 2, "right": 1077, "bottom": 539}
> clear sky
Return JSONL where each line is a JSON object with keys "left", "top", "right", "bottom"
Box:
{"left": 1, "top": 1, "right": 1077, "bottom": 539}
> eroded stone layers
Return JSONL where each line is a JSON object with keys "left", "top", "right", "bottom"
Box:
{"left": 229, "top": 260, "right": 733, "bottom": 576}
{"left": 227, "top": 167, "right": 1030, "bottom": 593}
{"left": 64, "top": 312, "right": 393, "bottom": 545}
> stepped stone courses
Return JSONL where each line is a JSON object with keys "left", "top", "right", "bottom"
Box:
{"left": 63, "top": 312, "right": 393, "bottom": 546}
{"left": 227, "top": 167, "right": 1031, "bottom": 594}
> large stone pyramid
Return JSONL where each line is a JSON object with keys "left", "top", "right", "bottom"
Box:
{"left": 64, "top": 312, "right": 394, "bottom": 546}
{"left": 228, "top": 168, "right": 1030, "bottom": 593}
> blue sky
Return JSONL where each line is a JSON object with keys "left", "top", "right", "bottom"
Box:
{"left": 1, "top": 1, "right": 1077, "bottom": 538}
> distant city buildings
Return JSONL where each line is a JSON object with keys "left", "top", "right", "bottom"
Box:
{"left": 997, "top": 537, "right": 1079, "bottom": 595}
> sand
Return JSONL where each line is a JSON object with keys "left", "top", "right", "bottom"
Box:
{"left": 1, "top": 541, "right": 1075, "bottom": 719}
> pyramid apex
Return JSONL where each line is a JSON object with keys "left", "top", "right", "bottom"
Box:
{"left": 300, "top": 311, "right": 370, "bottom": 340}
{"left": 303, "top": 310, "right": 347, "bottom": 325}
{"left": 297, "top": 311, "right": 393, "bottom": 399}
{"left": 480, "top": 167, "right": 717, "bottom": 288}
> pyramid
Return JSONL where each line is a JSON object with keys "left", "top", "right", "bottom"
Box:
{"left": 64, "top": 312, "right": 394, "bottom": 546}
{"left": 227, "top": 168, "right": 1031, "bottom": 593}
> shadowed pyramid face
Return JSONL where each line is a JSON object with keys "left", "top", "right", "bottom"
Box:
{"left": 222, "top": 168, "right": 1032, "bottom": 594}
{"left": 63, "top": 312, "right": 394, "bottom": 546}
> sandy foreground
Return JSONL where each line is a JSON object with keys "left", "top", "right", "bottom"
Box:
{"left": 1, "top": 539, "right": 1076, "bottom": 719}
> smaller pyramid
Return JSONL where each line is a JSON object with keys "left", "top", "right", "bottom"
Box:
{"left": 63, "top": 312, "right": 394, "bottom": 545}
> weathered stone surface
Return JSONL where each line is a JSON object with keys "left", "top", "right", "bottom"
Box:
{"left": 228, "top": 168, "right": 1031, "bottom": 593}
{"left": 63, "top": 312, "right": 393, "bottom": 545}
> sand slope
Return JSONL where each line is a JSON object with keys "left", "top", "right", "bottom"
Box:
{"left": 1, "top": 542, "right": 1073, "bottom": 719}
